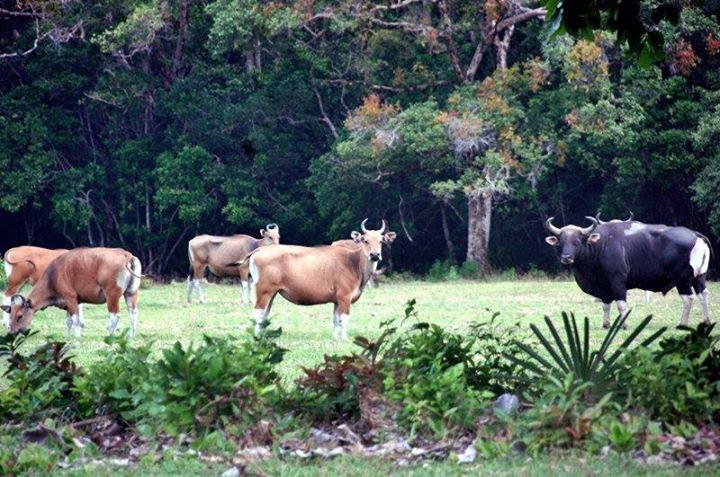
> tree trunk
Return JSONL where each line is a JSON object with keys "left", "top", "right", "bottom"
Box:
{"left": 466, "top": 189, "right": 493, "bottom": 274}
{"left": 440, "top": 203, "right": 455, "bottom": 264}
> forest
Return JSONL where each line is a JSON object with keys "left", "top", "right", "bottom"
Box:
{"left": 1, "top": 0, "right": 720, "bottom": 276}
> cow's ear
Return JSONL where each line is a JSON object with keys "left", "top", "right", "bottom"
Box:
{"left": 587, "top": 233, "right": 601, "bottom": 244}
{"left": 383, "top": 232, "right": 397, "bottom": 244}
{"left": 351, "top": 231, "right": 362, "bottom": 242}
{"left": 260, "top": 229, "right": 267, "bottom": 237}
{"left": 545, "top": 236, "right": 559, "bottom": 246}
{"left": 0, "top": 305, "right": 10, "bottom": 313}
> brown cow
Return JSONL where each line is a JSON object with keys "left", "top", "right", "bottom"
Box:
{"left": 187, "top": 224, "right": 280, "bottom": 304}
{"left": 1, "top": 247, "right": 142, "bottom": 336}
{"left": 2, "top": 246, "right": 82, "bottom": 329}
{"left": 240, "top": 219, "right": 396, "bottom": 340}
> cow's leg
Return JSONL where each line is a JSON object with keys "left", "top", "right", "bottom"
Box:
{"left": 105, "top": 287, "right": 123, "bottom": 335}
{"left": 240, "top": 266, "right": 252, "bottom": 305}
{"left": 125, "top": 292, "right": 139, "bottom": 336}
{"left": 188, "top": 264, "right": 206, "bottom": 304}
{"left": 676, "top": 281, "right": 694, "bottom": 326}
{"left": 645, "top": 291, "right": 652, "bottom": 303}
{"left": 3, "top": 274, "right": 24, "bottom": 329}
{"left": 252, "top": 289, "right": 276, "bottom": 335}
{"left": 65, "top": 298, "right": 81, "bottom": 338}
{"left": 332, "top": 304, "right": 342, "bottom": 340}
{"left": 336, "top": 298, "right": 351, "bottom": 341}
{"left": 609, "top": 280, "right": 629, "bottom": 329}
{"left": 693, "top": 277, "right": 710, "bottom": 324}
{"left": 601, "top": 302, "right": 612, "bottom": 329}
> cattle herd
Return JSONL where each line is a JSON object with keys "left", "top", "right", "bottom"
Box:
{"left": 0, "top": 215, "right": 713, "bottom": 339}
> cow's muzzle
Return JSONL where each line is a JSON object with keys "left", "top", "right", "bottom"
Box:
{"left": 369, "top": 253, "right": 381, "bottom": 262}
{"left": 561, "top": 255, "right": 574, "bottom": 265}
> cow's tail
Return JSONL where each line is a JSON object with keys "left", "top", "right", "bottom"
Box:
{"left": 226, "top": 248, "right": 262, "bottom": 268}
{"left": 696, "top": 232, "right": 714, "bottom": 274}
{"left": 3, "top": 248, "right": 36, "bottom": 272}
{"left": 187, "top": 240, "right": 195, "bottom": 277}
{"left": 125, "top": 256, "right": 143, "bottom": 294}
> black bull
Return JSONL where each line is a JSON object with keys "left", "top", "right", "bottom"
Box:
{"left": 545, "top": 216, "right": 712, "bottom": 328}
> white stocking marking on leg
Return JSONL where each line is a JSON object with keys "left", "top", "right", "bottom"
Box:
{"left": 252, "top": 308, "right": 266, "bottom": 335}
{"left": 187, "top": 276, "right": 194, "bottom": 304}
{"left": 108, "top": 313, "right": 120, "bottom": 335}
{"left": 240, "top": 281, "right": 249, "bottom": 305}
{"left": 616, "top": 300, "right": 629, "bottom": 327}
{"left": 193, "top": 279, "right": 206, "bottom": 304}
{"left": 2, "top": 295, "right": 10, "bottom": 329}
{"left": 72, "top": 313, "right": 84, "bottom": 337}
{"left": 332, "top": 313, "right": 342, "bottom": 340}
{"left": 130, "top": 308, "right": 138, "bottom": 336}
{"left": 697, "top": 289, "right": 711, "bottom": 323}
{"left": 339, "top": 314, "right": 350, "bottom": 341}
{"left": 602, "top": 302, "right": 611, "bottom": 328}
{"left": 690, "top": 238, "right": 711, "bottom": 277}
{"left": 66, "top": 313, "right": 75, "bottom": 337}
{"left": 680, "top": 294, "right": 694, "bottom": 326}
{"left": 645, "top": 291, "right": 652, "bottom": 303}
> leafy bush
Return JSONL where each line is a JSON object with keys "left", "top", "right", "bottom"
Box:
{"left": 623, "top": 322, "right": 720, "bottom": 424}
{"left": 0, "top": 331, "right": 83, "bottom": 423}
{"left": 522, "top": 374, "right": 616, "bottom": 451}
{"left": 459, "top": 261, "right": 481, "bottom": 279}
{"left": 73, "top": 332, "right": 154, "bottom": 419}
{"left": 506, "top": 312, "right": 665, "bottom": 401}
{"left": 133, "top": 330, "right": 286, "bottom": 435}
{"left": 426, "top": 260, "right": 459, "bottom": 281}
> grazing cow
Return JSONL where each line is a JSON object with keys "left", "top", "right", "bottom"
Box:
{"left": 187, "top": 223, "right": 280, "bottom": 304}
{"left": 238, "top": 219, "right": 396, "bottom": 339}
{"left": 545, "top": 216, "right": 712, "bottom": 328}
{"left": 1, "top": 248, "right": 142, "bottom": 336}
{"left": 2, "top": 246, "right": 80, "bottom": 329}
{"left": 331, "top": 238, "right": 395, "bottom": 287}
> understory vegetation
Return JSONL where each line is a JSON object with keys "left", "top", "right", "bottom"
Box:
{"left": 1, "top": 301, "right": 719, "bottom": 475}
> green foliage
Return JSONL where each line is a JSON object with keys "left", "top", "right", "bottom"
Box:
{"left": 0, "top": 331, "right": 83, "bottom": 423}
{"left": 522, "top": 374, "right": 616, "bottom": 451}
{"left": 133, "top": 330, "right": 286, "bottom": 435}
{"left": 623, "top": 322, "right": 720, "bottom": 423}
{"left": 506, "top": 312, "right": 665, "bottom": 400}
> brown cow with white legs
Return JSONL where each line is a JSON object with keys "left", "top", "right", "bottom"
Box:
{"left": 187, "top": 224, "right": 280, "bottom": 305}
{"left": 1, "top": 248, "right": 142, "bottom": 336}
{"left": 2, "top": 246, "right": 86, "bottom": 329}
{"left": 238, "top": 219, "right": 396, "bottom": 340}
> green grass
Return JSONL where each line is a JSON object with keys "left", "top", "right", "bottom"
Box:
{"left": 7, "top": 278, "right": 718, "bottom": 380}
{"left": 55, "top": 452, "right": 719, "bottom": 476}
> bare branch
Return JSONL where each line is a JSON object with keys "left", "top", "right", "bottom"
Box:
{"left": 313, "top": 85, "right": 338, "bottom": 139}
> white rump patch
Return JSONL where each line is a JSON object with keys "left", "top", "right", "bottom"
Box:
{"left": 689, "top": 238, "right": 710, "bottom": 277}
{"left": 3, "top": 261, "right": 12, "bottom": 279}
{"left": 249, "top": 256, "right": 260, "bottom": 283}
{"left": 624, "top": 222, "right": 646, "bottom": 236}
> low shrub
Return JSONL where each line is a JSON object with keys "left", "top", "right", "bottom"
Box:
{"left": 133, "top": 330, "right": 286, "bottom": 435}
{"left": 0, "top": 331, "right": 83, "bottom": 423}
{"left": 623, "top": 322, "right": 720, "bottom": 424}
{"left": 426, "top": 260, "right": 459, "bottom": 281}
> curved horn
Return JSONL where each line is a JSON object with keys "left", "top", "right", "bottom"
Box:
{"left": 582, "top": 216, "right": 599, "bottom": 235}
{"left": 361, "top": 218, "right": 369, "bottom": 233}
{"left": 379, "top": 219, "right": 386, "bottom": 234}
{"left": 625, "top": 211, "right": 634, "bottom": 222}
{"left": 595, "top": 212, "right": 604, "bottom": 224}
{"left": 545, "top": 217, "right": 561, "bottom": 235}
{"left": 266, "top": 223, "right": 278, "bottom": 230}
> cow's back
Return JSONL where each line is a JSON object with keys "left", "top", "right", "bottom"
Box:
{"left": 5, "top": 246, "right": 69, "bottom": 284}
{"left": 44, "top": 248, "right": 133, "bottom": 302}
{"left": 602, "top": 222, "right": 704, "bottom": 290}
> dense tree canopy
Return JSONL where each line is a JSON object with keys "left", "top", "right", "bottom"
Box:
{"left": 1, "top": 1, "right": 719, "bottom": 276}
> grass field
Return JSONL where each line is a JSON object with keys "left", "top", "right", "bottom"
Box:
{"left": 9, "top": 278, "right": 718, "bottom": 379}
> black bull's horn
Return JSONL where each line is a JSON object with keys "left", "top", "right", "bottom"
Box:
{"left": 546, "top": 216, "right": 598, "bottom": 235}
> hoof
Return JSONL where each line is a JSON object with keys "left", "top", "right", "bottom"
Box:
{"left": 602, "top": 323, "right": 610, "bottom": 330}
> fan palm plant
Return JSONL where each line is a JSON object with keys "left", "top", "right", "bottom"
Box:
{"left": 504, "top": 311, "right": 666, "bottom": 400}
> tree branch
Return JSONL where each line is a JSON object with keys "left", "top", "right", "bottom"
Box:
{"left": 313, "top": 85, "right": 338, "bottom": 139}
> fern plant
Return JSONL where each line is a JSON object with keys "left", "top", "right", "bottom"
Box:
{"left": 504, "top": 311, "right": 666, "bottom": 400}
